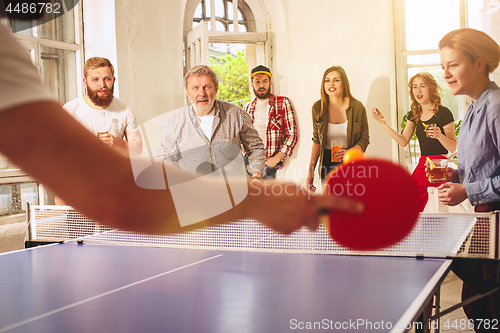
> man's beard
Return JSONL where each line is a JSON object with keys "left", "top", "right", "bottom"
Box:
{"left": 253, "top": 86, "right": 270, "bottom": 99}
{"left": 88, "top": 85, "right": 114, "bottom": 108}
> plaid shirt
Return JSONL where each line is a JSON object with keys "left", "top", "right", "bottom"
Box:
{"left": 156, "top": 100, "right": 265, "bottom": 176}
{"left": 243, "top": 94, "right": 298, "bottom": 169}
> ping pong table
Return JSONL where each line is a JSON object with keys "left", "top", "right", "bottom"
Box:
{"left": 0, "top": 206, "right": 499, "bottom": 333}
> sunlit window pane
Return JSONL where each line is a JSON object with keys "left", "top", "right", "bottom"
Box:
{"left": 206, "top": 0, "right": 211, "bottom": 18}
{"left": 407, "top": 54, "right": 441, "bottom": 65}
{"left": 405, "top": 0, "right": 460, "bottom": 50}
{"left": 39, "top": 4, "right": 76, "bottom": 43}
{"left": 21, "top": 184, "right": 38, "bottom": 212}
{"left": 194, "top": 3, "right": 203, "bottom": 19}
{"left": 0, "top": 156, "right": 12, "bottom": 171}
{"left": 192, "top": 0, "right": 248, "bottom": 33}
{"left": 215, "top": 21, "right": 225, "bottom": 31}
{"left": 215, "top": 0, "right": 224, "bottom": 18}
{"left": 228, "top": 2, "right": 234, "bottom": 20}
{"left": 228, "top": 23, "right": 244, "bottom": 32}
{"left": 0, "top": 183, "right": 38, "bottom": 216}
{"left": 41, "top": 47, "right": 78, "bottom": 104}
{"left": 468, "top": 0, "right": 500, "bottom": 44}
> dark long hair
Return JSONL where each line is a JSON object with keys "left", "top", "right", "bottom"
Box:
{"left": 318, "top": 66, "right": 354, "bottom": 118}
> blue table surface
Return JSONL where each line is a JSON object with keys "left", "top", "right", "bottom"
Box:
{"left": 0, "top": 242, "right": 450, "bottom": 333}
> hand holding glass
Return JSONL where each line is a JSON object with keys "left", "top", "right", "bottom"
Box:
{"left": 426, "top": 124, "right": 437, "bottom": 137}
{"left": 331, "top": 140, "right": 345, "bottom": 162}
{"left": 426, "top": 158, "right": 447, "bottom": 183}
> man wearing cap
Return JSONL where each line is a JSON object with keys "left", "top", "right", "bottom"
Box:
{"left": 243, "top": 65, "right": 298, "bottom": 179}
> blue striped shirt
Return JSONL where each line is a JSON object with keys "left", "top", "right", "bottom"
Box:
{"left": 457, "top": 82, "right": 500, "bottom": 205}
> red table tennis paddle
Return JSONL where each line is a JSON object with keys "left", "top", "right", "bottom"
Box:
{"left": 324, "top": 156, "right": 420, "bottom": 251}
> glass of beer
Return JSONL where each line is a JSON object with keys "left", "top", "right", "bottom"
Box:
{"left": 331, "top": 140, "right": 344, "bottom": 162}
{"left": 97, "top": 112, "right": 108, "bottom": 137}
{"left": 427, "top": 158, "right": 447, "bottom": 183}
{"left": 426, "top": 124, "right": 437, "bottom": 137}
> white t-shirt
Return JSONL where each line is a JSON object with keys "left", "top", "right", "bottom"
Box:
{"left": 0, "top": 24, "right": 54, "bottom": 112}
{"left": 253, "top": 98, "right": 269, "bottom": 143}
{"left": 63, "top": 96, "right": 140, "bottom": 139}
{"left": 198, "top": 113, "right": 215, "bottom": 139}
{"left": 326, "top": 121, "right": 348, "bottom": 148}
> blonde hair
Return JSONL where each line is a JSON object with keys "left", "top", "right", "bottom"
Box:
{"left": 318, "top": 66, "right": 354, "bottom": 118}
{"left": 439, "top": 28, "right": 500, "bottom": 76}
{"left": 408, "top": 72, "right": 442, "bottom": 122}
{"left": 84, "top": 57, "right": 115, "bottom": 78}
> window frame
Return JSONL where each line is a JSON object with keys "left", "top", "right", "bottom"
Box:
{"left": 184, "top": 0, "right": 269, "bottom": 74}
{"left": 0, "top": 1, "right": 84, "bottom": 218}
{"left": 394, "top": 0, "right": 470, "bottom": 166}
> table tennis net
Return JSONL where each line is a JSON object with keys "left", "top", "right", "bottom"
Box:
{"left": 27, "top": 204, "right": 499, "bottom": 259}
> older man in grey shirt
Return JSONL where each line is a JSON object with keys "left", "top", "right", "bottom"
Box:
{"left": 157, "top": 65, "right": 265, "bottom": 179}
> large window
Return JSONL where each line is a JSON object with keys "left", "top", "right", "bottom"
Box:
{"left": 395, "top": 0, "right": 500, "bottom": 164}
{"left": 0, "top": 0, "right": 83, "bottom": 216}
{"left": 193, "top": 0, "right": 250, "bottom": 55}
{"left": 185, "top": 0, "right": 266, "bottom": 107}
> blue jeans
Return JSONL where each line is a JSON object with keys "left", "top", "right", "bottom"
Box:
{"left": 320, "top": 149, "right": 342, "bottom": 181}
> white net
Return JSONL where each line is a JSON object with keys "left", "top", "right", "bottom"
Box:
{"left": 28, "top": 205, "right": 498, "bottom": 258}
{"left": 28, "top": 205, "right": 113, "bottom": 241}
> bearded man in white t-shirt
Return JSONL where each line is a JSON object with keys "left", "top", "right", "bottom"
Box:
{"left": 57, "top": 57, "right": 143, "bottom": 206}
{"left": 63, "top": 57, "right": 142, "bottom": 157}
{"left": 243, "top": 65, "right": 298, "bottom": 179}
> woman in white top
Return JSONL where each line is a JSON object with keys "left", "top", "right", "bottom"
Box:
{"left": 306, "top": 66, "right": 370, "bottom": 192}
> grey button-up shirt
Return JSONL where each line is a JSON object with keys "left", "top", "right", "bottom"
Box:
{"left": 457, "top": 82, "right": 500, "bottom": 205}
{"left": 156, "top": 100, "right": 265, "bottom": 176}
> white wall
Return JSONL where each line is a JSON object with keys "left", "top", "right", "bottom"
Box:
{"left": 84, "top": 0, "right": 186, "bottom": 125}
{"left": 113, "top": 0, "right": 185, "bottom": 125}
{"left": 83, "top": 0, "right": 119, "bottom": 95}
